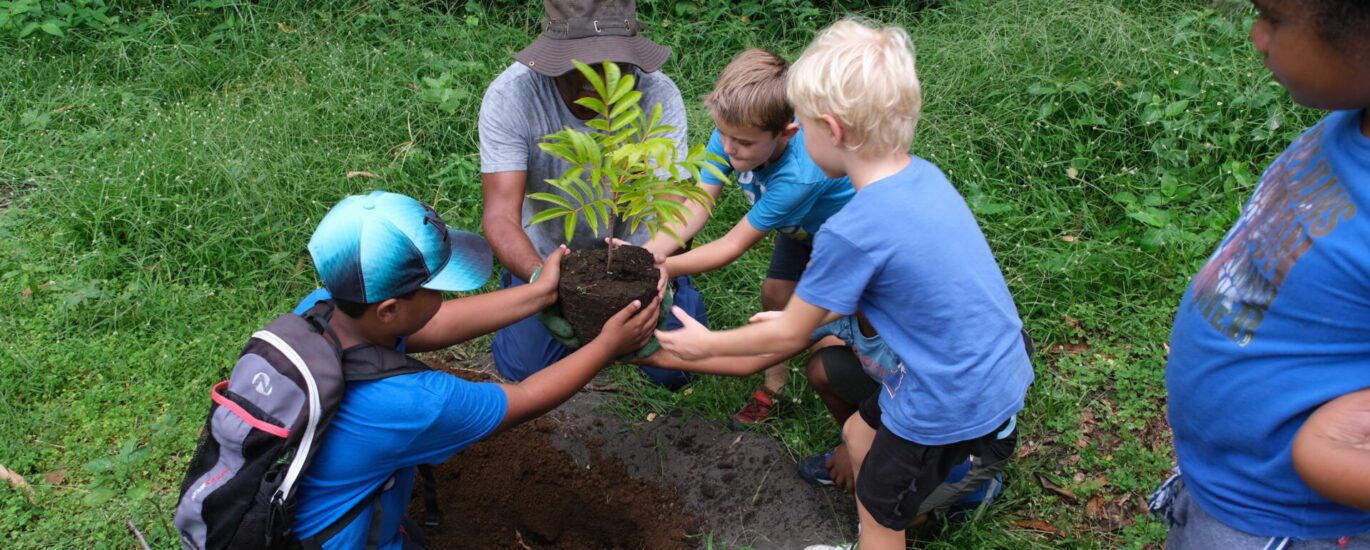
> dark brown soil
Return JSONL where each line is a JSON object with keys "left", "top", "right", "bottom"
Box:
{"left": 558, "top": 245, "right": 659, "bottom": 346}
{"left": 410, "top": 365, "right": 856, "bottom": 549}
{"left": 411, "top": 415, "right": 695, "bottom": 550}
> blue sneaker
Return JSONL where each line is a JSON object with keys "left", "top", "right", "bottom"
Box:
{"left": 797, "top": 449, "right": 836, "bottom": 486}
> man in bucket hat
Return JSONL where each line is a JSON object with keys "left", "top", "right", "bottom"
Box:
{"left": 478, "top": 0, "right": 709, "bottom": 389}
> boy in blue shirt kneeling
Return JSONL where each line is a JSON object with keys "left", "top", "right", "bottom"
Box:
{"left": 657, "top": 20, "right": 1033, "bottom": 549}
{"left": 291, "top": 191, "right": 661, "bottom": 549}
{"left": 641, "top": 48, "right": 855, "bottom": 426}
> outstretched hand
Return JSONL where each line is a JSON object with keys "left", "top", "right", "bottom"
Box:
{"left": 531, "top": 245, "right": 569, "bottom": 304}
{"left": 595, "top": 292, "right": 663, "bottom": 357}
{"left": 655, "top": 305, "right": 713, "bottom": 360}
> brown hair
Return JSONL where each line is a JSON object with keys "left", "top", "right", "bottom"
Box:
{"left": 704, "top": 49, "right": 793, "bottom": 134}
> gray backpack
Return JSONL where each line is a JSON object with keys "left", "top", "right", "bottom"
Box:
{"left": 173, "top": 301, "right": 432, "bottom": 549}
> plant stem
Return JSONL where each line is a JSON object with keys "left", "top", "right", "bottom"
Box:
{"left": 606, "top": 214, "right": 617, "bottom": 273}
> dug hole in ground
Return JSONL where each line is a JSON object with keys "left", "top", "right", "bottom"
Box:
{"left": 409, "top": 366, "right": 856, "bottom": 549}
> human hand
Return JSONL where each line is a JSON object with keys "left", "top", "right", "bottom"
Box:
{"left": 594, "top": 292, "right": 663, "bottom": 357}
{"left": 531, "top": 245, "right": 568, "bottom": 307}
{"left": 655, "top": 306, "right": 713, "bottom": 360}
{"left": 748, "top": 311, "right": 784, "bottom": 324}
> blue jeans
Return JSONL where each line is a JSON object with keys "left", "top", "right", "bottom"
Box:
{"left": 491, "top": 271, "right": 705, "bottom": 390}
{"left": 1153, "top": 473, "right": 1370, "bottom": 549}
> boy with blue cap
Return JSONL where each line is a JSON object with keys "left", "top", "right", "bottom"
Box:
{"left": 291, "top": 191, "right": 661, "bottom": 549}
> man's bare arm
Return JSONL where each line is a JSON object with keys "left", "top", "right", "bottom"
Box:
{"left": 482, "top": 171, "right": 544, "bottom": 282}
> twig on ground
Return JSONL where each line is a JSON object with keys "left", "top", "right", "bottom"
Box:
{"left": 750, "top": 461, "right": 775, "bottom": 506}
{"left": 127, "top": 519, "right": 152, "bottom": 550}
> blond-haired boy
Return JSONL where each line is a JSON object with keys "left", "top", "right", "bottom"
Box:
{"left": 642, "top": 48, "right": 854, "bottom": 426}
{"left": 658, "top": 20, "right": 1033, "bottom": 548}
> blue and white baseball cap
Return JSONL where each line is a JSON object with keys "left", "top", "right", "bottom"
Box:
{"left": 308, "top": 191, "right": 493, "bottom": 303}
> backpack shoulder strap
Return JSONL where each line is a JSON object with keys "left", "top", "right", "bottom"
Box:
{"left": 301, "top": 475, "right": 395, "bottom": 550}
{"left": 340, "top": 344, "right": 431, "bottom": 382}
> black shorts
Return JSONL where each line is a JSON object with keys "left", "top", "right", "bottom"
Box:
{"left": 856, "top": 394, "right": 1017, "bottom": 530}
{"left": 816, "top": 346, "right": 881, "bottom": 405}
{"left": 766, "top": 233, "right": 813, "bottom": 281}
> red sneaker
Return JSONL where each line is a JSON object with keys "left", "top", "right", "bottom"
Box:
{"left": 730, "top": 387, "right": 778, "bottom": 429}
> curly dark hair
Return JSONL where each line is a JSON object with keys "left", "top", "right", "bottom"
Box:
{"left": 1304, "top": 0, "right": 1370, "bottom": 56}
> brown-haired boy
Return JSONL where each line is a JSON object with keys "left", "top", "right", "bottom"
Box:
{"left": 642, "top": 48, "right": 855, "bottom": 426}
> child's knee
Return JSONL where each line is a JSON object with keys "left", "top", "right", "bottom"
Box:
{"left": 760, "top": 278, "right": 795, "bottom": 310}
{"left": 843, "top": 412, "right": 871, "bottom": 443}
{"left": 805, "top": 354, "right": 829, "bottom": 390}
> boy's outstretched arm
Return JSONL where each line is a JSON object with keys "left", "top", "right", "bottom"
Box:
{"left": 662, "top": 218, "right": 768, "bottom": 278}
{"left": 641, "top": 310, "right": 820, "bottom": 374}
{"left": 1292, "top": 387, "right": 1370, "bottom": 511}
{"left": 657, "top": 295, "right": 831, "bottom": 360}
{"left": 405, "top": 246, "right": 568, "bottom": 353}
{"left": 493, "top": 293, "right": 662, "bottom": 433}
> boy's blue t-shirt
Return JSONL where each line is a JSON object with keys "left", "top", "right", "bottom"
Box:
{"left": 796, "top": 157, "right": 1033, "bottom": 446}
{"left": 811, "top": 315, "right": 900, "bottom": 384}
{"left": 700, "top": 127, "right": 854, "bottom": 239}
{"left": 1167, "top": 110, "right": 1370, "bottom": 539}
{"left": 289, "top": 290, "right": 508, "bottom": 549}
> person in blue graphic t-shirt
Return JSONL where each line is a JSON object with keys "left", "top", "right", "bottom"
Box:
{"left": 638, "top": 48, "right": 855, "bottom": 427}
{"left": 289, "top": 191, "right": 661, "bottom": 549}
{"left": 657, "top": 20, "right": 1033, "bottom": 550}
{"left": 1153, "top": 1, "right": 1370, "bottom": 547}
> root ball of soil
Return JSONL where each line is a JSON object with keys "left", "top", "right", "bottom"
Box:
{"left": 557, "top": 245, "right": 659, "bottom": 346}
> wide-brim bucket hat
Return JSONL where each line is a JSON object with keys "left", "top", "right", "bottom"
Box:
{"left": 514, "top": 0, "right": 670, "bottom": 77}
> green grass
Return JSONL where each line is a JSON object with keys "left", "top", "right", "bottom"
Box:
{"left": 0, "top": 0, "right": 1321, "bottom": 547}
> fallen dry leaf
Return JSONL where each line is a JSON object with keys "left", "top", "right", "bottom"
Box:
{"left": 1012, "top": 519, "right": 1065, "bottom": 537}
{"left": 21, "top": 287, "right": 31, "bottom": 300}
{"left": 43, "top": 469, "right": 65, "bottom": 485}
{"left": 1060, "top": 234, "right": 1077, "bottom": 242}
{"left": 1038, "top": 474, "right": 1077, "bottom": 503}
{"left": 1086, "top": 496, "right": 1107, "bottom": 520}
{"left": 1064, "top": 315, "right": 1083, "bottom": 330}
{"left": 346, "top": 171, "right": 381, "bottom": 179}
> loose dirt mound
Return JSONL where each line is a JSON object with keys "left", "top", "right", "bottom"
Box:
{"left": 411, "top": 366, "right": 855, "bottom": 549}
{"left": 413, "top": 415, "right": 695, "bottom": 550}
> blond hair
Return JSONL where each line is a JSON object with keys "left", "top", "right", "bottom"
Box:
{"left": 704, "top": 49, "right": 793, "bottom": 134}
{"left": 787, "top": 19, "right": 922, "bottom": 156}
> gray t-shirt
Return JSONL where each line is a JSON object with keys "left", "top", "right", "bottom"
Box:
{"left": 478, "top": 62, "right": 689, "bottom": 257}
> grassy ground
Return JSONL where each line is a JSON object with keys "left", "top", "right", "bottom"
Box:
{"left": 0, "top": 0, "right": 1320, "bottom": 547}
